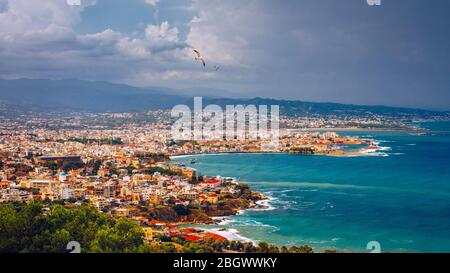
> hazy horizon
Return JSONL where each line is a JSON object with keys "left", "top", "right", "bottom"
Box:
{"left": 1, "top": 0, "right": 449, "bottom": 110}
{"left": 2, "top": 77, "right": 449, "bottom": 112}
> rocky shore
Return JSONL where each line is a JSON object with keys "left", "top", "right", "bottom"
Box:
{"left": 147, "top": 185, "right": 268, "bottom": 225}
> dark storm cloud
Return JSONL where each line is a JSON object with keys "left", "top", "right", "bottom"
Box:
{"left": 0, "top": 0, "right": 449, "bottom": 109}
{"left": 188, "top": 0, "right": 450, "bottom": 109}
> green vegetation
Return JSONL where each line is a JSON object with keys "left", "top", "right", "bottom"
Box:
{"left": 0, "top": 202, "right": 150, "bottom": 253}
{"left": 173, "top": 204, "right": 190, "bottom": 216}
{"left": 4, "top": 163, "right": 33, "bottom": 176}
{"left": 149, "top": 236, "right": 314, "bottom": 254}
{"left": 0, "top": 202, "right": 316, "bottom": 253}
{"left": 289, "top": 147, "right": 315, "bottom": 155}
{"left": 17, "top": 187, "right": 40, "bottom": 195}
{"left": 84, "top": 159, "right": 102, "bottom": 175}
{"left": 42, "top": 160, "right": 58, "bottom": 170}
{"left": 42, "top": 160, "right": 85, "bottom": 172}
{"left": 134, "top": 153, "right": 170, "bottom": 162}
{"left": 123, "top": 165, "right": 136, "bottom": 175}
{"left": 64, "top": 138, "right": 124, "bottom": 145}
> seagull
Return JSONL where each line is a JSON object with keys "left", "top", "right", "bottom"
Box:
{"left": 213, "top": 65, "right": 221, "bottom": 71}
{"left": 193, "top": 49, "right": 206, "bottom": 67}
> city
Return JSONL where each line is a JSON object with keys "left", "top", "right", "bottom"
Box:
{"left": 0, "top": 110, "right": 402, "bottom": 253}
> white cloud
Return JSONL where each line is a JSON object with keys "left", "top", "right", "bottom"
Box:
{"left": 0, "top": 0, "right": 363, "bottom": 97}
{"left": 144, "top": 0, "right": 160, "bottom": 7}
{"left": 146, "top": 21, "right": 179, "bottom": 43}
{"left": 0, "top": 0, "right": 272, "bottom": 89}
{"left": 0, "top": 0, "right": 445, "bottom": 108}
{"left": 0, "top": 0, "right": 191, "bottom": 82}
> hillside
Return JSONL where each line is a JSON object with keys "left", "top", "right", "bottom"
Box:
{"left": 0, "top": 79, "right": 448, "bottom": 119}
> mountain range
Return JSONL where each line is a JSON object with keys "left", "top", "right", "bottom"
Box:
{"left": 0, "top": 79, "right": 448, "bottom": 119}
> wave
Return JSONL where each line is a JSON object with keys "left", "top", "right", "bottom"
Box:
{"left": 213, "top": 218, "right": 280, "bottom": 238}
{"left": 255, "top": 199, "right": 276, "bottom": 211}
{"left": 241, "top": 196, "right": 277, "bottom": 213}
{"left": 377, "top": 146, "right": 392, "bottom": 151}
{"left": 359, "top": 148, "right": 390, "bottom": 157}
{"left": 238, "top": 220, "right": 280, "bottom": 230}
{"left": 269, "top": 198, "right": 300, "bottom": 211}
{"left": 261, "top": 192, "right": 311, "bottom": 211}
{"left": 265, "top": 189, "right": 296, "bottom": 194}
{"left": 212, "top": 217, "right": 237, "bottom": 226}
{"left": 205, "top": 228, "right": 256, "bottom": 244}
{"left": 263, "top": 189, "right": 309, "bottom": 201}
{"left": 363, "top": 139, "right": 394, "bottom": 157}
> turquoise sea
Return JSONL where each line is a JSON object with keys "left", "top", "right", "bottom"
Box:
{"left": 173, "top": 121, "right": 450, "bottom": 253}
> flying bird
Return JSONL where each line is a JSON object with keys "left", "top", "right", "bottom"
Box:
{"left": 213, "top": 65, "right": 221, "bottom": 71}
{"left": 193, "top": 49, "right": 206, "bottom": 67}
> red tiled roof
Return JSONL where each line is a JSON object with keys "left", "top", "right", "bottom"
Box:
{"left": 204, "top": 232, "right": 227, "bottom": 241}
{"left": 180, "top": 228, "right": 197, "bottom": 233}
{"left": 183, "top": 235, "right": 201, "bottom": 242}
{"left": 203, "top": 179, "right": 220, "bottom": 184}
{"left": 149, "top": 220, "right": 165, "bottom": 226}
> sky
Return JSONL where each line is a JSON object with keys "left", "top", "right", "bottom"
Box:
{"left": 0, "top": 0, "right": 449, "bottom": 110}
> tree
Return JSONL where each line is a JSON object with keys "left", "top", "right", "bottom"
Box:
{"left": 289, "top": 245, "right": 314, "bottom": 253}
{"left": 267, "top": 244, "right": 280, "bottom": 253}
{"left": 280, "top": 246, "right": 289, "bottom": 253}
{"left": 242, "top": 242, "right": 256, "bottom": 253}
{"left": 229, "top": 240, "right": 244, "bottom": 251}
{"left": 173, "top": 204, "right": 190, "bottom": 216}
{"left": 0, "top": 203, "right": 150, "bottom": 253}
{"left": 62, "top": 160, "right": 85, "bottom": 172}
{"left": 49, "top": 229, "right": 71, "bottom": 252}
{"left": 89, "top": 218, "right": 146, "bottom": 253}
{"left": 0, "top": 203, "right": 317, "bottom": 254}
{"left": 257, "top": 242, "right": 269, "bottom": 253}
{"left": 43, "top": 161, "right": 58, "bottom": 170}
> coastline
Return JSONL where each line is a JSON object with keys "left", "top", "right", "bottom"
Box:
{"left": 287, "top": 127, "right": 418, "bottom": 132}
{"left": 169, "top": 143, "right": 396, "bottom": 249}
{"left": 168, "top": 126, "right": 409, "bottom": 160}
{"left": 185, "top": 197, "right": 277, "bottom": 245}
{"left": 170, "top": 152, "right": 285, "bottom": 160}
{"left": 168, "top": 127, "right": 418, "bottom": 250}
{"left": 170, "top": 145, "right": 389, "bottom": 160}
{"left": 194, "top": 219, "right": 258, "bottom": 244}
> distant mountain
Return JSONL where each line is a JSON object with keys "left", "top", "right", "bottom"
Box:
{"left": 204, "top": 97, "right": 449, "bottom": 119}
{"left": 0, "top": 79, "right": 448, "bottom": 119}
{"left": 147, "top": 86, "right": 249, "bottom": 99}
{"left": 0, "top": 79, "right": 190, "bottom": 112}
